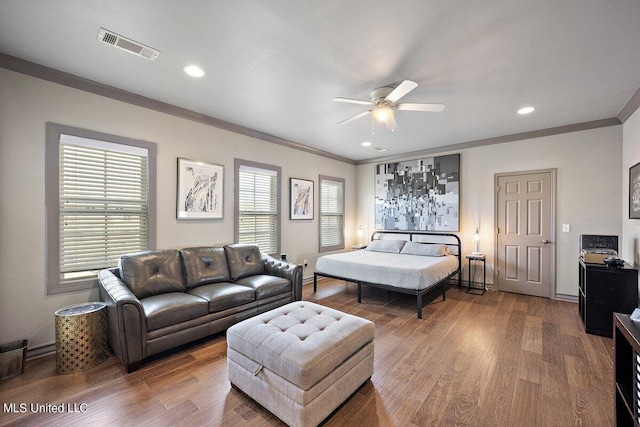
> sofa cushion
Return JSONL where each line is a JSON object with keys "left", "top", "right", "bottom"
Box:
{"left": 119, "top": 250, "right": 185, "bottom": 299}
{"left": 224, "top": 244, "right": 265, "bottom": 281}
{"left": 140, "top": 293, "right": 209, "bottom": 331}
{"left": 180, "top": 247, "right": 231, "bottom": 289}
{"left": 188, "top": 282, "right": 256, "bottom": 312}
{"left": 235, "top": 275, "right": 291, "bottom": 300}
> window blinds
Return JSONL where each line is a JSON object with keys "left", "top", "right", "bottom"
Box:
{"left": 320, "top": 178, "right": 344, "bottom": 250}
{"left": 59, "top": 136, "right": 149, "bottom": 278}
{"left": 238, "top": 166, "right": 278, "bottom": 254}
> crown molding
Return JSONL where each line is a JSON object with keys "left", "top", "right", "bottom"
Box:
{"left": 1, "top": 52, "right": 633, "bottom": 167}
{"left": 0, "top": 53, "right": 356, "bottom": 165}
{"left": 357, "top": 117, "right": 622, "bottom": 165}
{"left": 618, "top": 86, "right": 640, "bottom": 123}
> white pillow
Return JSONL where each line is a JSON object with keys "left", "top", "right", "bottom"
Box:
{"left": 400, "top": 241, "right": 448, "bottom": 257}
{"left": 365, "top": 239, "right": 406, "bottom": 254}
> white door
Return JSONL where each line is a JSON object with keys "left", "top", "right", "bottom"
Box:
{"left": 495, "top": 170, "right": 555, "bottom": 298}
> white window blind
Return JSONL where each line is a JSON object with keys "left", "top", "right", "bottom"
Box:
{"left": 59, "top": 135, "right": 149, "bottom": 279}
{"left": 320, "top": 177, "right": 345, "bottom": 251}
{"left": 238, "top": 165, "right": 278, "bottom": 254}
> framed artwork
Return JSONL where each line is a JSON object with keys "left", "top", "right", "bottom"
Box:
{"left": 374, "top": 153, "right": 460, "bottom": 231}
{"left": 177, "top": 158, "right": 224, "bottom": 219}
{"left": 290, "top": 178, "right": 314, "bottom": 220}
{"left": 630, "top": 162, "right": 640, "bottom": 219}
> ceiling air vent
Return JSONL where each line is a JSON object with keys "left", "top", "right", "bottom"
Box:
{"left": 97, "top": 28, "right": 160, "bottom": 61}
{"left": 371, "top": 146, "right": 388, "bottom": 152}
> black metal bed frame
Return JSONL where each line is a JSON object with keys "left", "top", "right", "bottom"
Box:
{"left": 313, "top": 230, "right": 462, "bottom": 319}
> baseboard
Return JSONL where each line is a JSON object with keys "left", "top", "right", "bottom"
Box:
{"left": 26, "top": 341, "right": 55, "bottom": 361}
{"left": 555, "top": 293, "right": 578, "bottom": 303}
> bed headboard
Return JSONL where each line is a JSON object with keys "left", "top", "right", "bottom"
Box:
{"left": 370, "top": 230, "right": 462, "bottom": 257}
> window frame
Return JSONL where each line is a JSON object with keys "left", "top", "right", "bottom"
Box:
{"left": 234, "top": 159, "right": 281, "bottom": 256}
{"left": 319, "top": 175, "right": 345, "bottom": 252}
{"left": 45, "top": 123, "right": 156, "bottom": 294}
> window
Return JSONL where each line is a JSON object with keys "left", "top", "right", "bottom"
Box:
{"left": 46, "top": 123, "right": 156, "bottom": 294}
{"left": 319, "top": 175, "right": 345, "bottom": 252}
{"left": 235, "top": 159, "right": 281, "bottom": 255}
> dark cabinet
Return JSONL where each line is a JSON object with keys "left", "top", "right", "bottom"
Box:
{"left": 614, "top": 314, "right": 640, "bottom": 426}
{"left": 578, "top": 259, "right": 638, "bottom": 337}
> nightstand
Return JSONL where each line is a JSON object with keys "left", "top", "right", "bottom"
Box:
{"left": 466, "top": 254, "right": 486, "bottom": 295}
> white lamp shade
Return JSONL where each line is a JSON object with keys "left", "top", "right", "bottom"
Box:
{"left": 472, "top": 228, "right": 482, "bottom": 255}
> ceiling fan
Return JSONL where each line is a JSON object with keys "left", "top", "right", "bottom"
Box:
{"left": 333, "top": 80, "right": 444, "bottom": 132}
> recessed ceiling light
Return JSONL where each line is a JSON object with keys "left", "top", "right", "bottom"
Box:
{"left": 184, "top": 65, "right": 205, "bottom": 78}
{"left": 361, "top": 141, "right": 372, "bottom": 147}
{"left": 517, "top": 106, "right": 535, "bottom": 115}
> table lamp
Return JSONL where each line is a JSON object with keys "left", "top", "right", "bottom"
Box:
{"left": 472, "top": 228, "right": 483, "bottom": 256}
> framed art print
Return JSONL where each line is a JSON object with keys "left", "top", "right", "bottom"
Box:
{"left": 630, "top": 162, "right": 640, "bottom": 219}
{"left": 177, "top": 158, "right": 224, "bottom": 219}
{"left": 290, "top": 178, "right": 313, "bottom": 220}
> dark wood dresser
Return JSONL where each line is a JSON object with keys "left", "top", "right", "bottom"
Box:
{"left": 578, "top": 258, "right": 638, "bottom": 337}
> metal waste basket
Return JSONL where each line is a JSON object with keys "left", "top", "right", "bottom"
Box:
{"left": 55, "top": 302, "right": 107, "bottom": 374}
{"left": 0, "top": 339, "right": 28, "bottom": 380}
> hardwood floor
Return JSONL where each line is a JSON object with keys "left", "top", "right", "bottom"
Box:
{"left": 0, "top": 280, "right": 614, "bottom": 426}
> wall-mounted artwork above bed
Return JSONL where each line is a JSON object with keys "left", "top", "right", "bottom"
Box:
{"left": 375, "top": 153, "right": 459, "bottom": 231}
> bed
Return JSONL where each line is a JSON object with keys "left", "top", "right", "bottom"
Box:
{"left": 314, "top": 231, "right": 461, "bottom": 319}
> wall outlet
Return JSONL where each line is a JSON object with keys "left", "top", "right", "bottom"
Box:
{"left": 303, "top": 259, "right": 308, "bottom": 267}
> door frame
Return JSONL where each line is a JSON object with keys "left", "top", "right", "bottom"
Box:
{"left": 494, "top": 168, "right": 557, "bottom": 299}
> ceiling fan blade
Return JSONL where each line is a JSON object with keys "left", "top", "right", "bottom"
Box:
{"left": 396, "top": 103, "right": 445, "bottom": 112}
{"left": 385, "top": 80, "right": 418, "bottom": 103}
{"left": 332, "top": 97, "right": 373, "bottom": 106}
{"left": 337, "top": 110, "right": 371, "bottom": 125}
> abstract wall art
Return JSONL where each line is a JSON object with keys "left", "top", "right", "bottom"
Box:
{"left": 290, "top": 178, "right": 314, "bottom": 220}
{"left": 177, "top": 158, "right": 224, "bottom": 219}
{"left": 630, "top": 162, "right": 640, "bottom": 219}
{"left": 374, "top": 153, "right": 460, "bottom": 231}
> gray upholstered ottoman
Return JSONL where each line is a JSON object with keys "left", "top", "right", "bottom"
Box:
{"left": 227, "top": 301, "right": 375, "bottom": 427}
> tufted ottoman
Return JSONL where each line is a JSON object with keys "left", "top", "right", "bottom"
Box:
{"left": 227, "top": 301, "right": 375, "bottom": 427}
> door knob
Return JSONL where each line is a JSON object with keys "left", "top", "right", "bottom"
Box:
{"left": 541, "top": 239, "right": 551, "bottom": 244}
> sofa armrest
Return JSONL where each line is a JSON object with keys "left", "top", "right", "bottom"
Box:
{"left": 262, "top": 254, "right": 303, "bottom": 301}
{"left": 98, "top": 268, "right": 147, "bottom": 370}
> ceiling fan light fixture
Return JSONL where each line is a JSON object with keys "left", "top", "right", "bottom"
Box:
{"left": 373, "top": 104, "right": 393, "bottom": 122}
{"left": 385, "top": 113, "right": 398, "bottom": 131}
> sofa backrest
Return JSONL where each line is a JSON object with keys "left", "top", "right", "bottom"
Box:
{"left": 180, "top": 247, "right": 231, "bottom": 289}
{"left": 119, "top": 249, "right": 185, "bottom": 299}
{"left": 224, "top": 244, "right": 265, "bottom": 280}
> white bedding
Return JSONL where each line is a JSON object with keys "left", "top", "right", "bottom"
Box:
{"left": 315, "top": 250, "right": 459, "bottom": 291}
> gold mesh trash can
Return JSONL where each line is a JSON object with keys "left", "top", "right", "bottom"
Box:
{"left": 55, "top": 302, "right": 107, "bottom": 374}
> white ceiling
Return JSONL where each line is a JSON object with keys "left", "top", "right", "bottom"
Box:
{"left": 1, "top": 1, "right": 639, "bottom": 162}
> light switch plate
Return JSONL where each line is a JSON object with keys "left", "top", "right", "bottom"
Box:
{"left": 562, "top": 224, "right": 570, "bottom": 232}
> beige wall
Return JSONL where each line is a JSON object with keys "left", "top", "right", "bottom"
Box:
{"left": 0, "top": 65, "right": 630, "bottom": 352}
{"left": 622, "top": 107, "right": 640, "bottom": 266}
{"left": 356, "top": 125, "right": 623, "bottom": 298}
{"left": 0, "top": 69, "right": 357, "bottom": 350}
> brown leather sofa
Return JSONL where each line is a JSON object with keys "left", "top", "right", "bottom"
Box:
{"left": 98, "top": 244, "right": 302, "bottom": 372}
